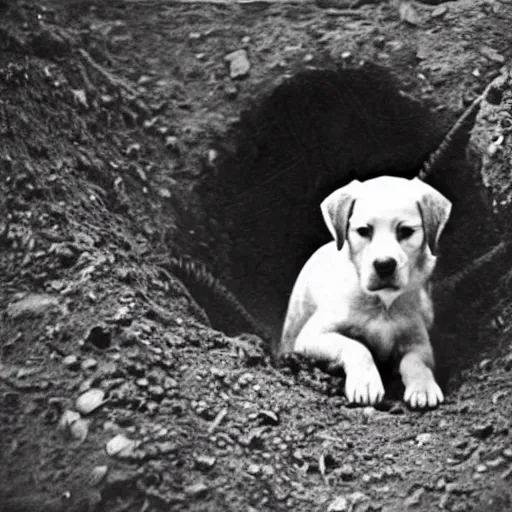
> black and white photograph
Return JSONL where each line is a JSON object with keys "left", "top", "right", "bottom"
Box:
{"left": 0, "top": 0, "right": 511, "bottom": 510}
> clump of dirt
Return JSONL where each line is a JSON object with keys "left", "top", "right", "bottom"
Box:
{"left": 1, "top": 1, "right": 512, "bottom": 511}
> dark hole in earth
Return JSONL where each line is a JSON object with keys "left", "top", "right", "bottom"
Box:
{"left": 197, "top": 61, "right": 503, "bottom": 394}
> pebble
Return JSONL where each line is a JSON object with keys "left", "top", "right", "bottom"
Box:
{"left": 247, "top": 463, "right": 261, "bottom": 475}
{"left": 404, "top": 487, "right": 425, "bottom": 507}
{"left": 195, "top": 455, "right": 216, "bottom": 471}
{"left": 416, "top": 433, "right": 433, "bottom": 446}
{"left": 328, "top": 492, "right": 369, "bottom": 512}
{"left": 327, "top": 496, "right": 348, "bottom": 512}
{"left": 238, "top": 372, "right": 254, "bottom": 387}
{"left": 106, "top": 434, "right": 136, "bottom": 458}
{"left": 62, "top": 355, "right": 79, "bottom": 369}
{"left": 81, "top": 358, "right": 98, "bottom": 371}
{"left": 89, "top": 465, "right": 109, "bottom": 487}
{"left": 184, "top": 482, "right": 209, "bottom": 498}
{"left": 475, "top": 463, "right": 487, "bottom": 473}
{"left": 431, "top": 5, "right": 447, "bottom": 18}
{"left": 136, "top": 378, "right": 149, "bottom": 388}
{"left": 75, "top": 388, "right": 106, "bottom": 415}
{"left": 480, "top": 45, "right": 505, "bottom": 64}
{"left": 224, "top": 49, "right": 250, "bottom": 79}
{"left": 262, "top": 465, "right": 275, "bottom": 477}
{"left": 6, "top": 294, "right": 59, "bottom": 319}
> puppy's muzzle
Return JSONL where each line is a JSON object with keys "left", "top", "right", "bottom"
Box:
{"left": 369, "top": 257, "right": 399, "bottom": 291}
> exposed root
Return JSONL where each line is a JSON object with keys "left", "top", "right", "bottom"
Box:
{"left": 154, "top": 255, "right": 272, "bottom": 342}
{"left": 77, "top": 48, "right": 139, "bottom": 97}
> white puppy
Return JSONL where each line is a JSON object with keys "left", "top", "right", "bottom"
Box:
{"left": 279, "top": 176, "right": 452, "bottom": 409}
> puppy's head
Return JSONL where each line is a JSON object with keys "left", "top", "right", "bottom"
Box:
{"left": 321, "top": 176, "right": 452, "bottom": 306}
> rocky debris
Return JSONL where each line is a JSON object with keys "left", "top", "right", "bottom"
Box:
{"left": 106, "top": 434, "right": 137, "bottom": 458}
{"left": 224, "top": 49, "right": 250, "bottom": 80}
{"left": 5, "top": 293, "right": 60, "bottom": 319}
{"left": 327, "top": 492, "right": 370, "bottom": 512}
{"left": 470, "top": 69, "right": 512, "bottom": 226}
{"left": 75, "top": 388, "right": 106, "bottom": 415}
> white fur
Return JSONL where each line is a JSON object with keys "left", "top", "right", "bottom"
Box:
{"left": 279, "top": 176, "right": 451, "bottom": 409}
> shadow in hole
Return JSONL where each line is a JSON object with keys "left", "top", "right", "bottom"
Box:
{"left": 199, "top": 60, "right": 504, "bottom": 391}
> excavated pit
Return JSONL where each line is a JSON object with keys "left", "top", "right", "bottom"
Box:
{"left": 195, "top": 61, "right": 504, "bottom": 389}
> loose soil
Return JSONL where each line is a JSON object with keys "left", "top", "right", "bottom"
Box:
{"left": 1, "top": 1, "right": 512, "bottom": 511}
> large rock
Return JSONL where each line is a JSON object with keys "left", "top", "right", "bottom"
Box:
{"left": 469, "top": 69, "right": 512, "bottom": 237}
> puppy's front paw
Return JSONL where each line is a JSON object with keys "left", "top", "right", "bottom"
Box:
{"left": 345, "top": 365, "right": 385, "bottom": 406}
{"left": 404, "top": 378, "right": 444, "bottom": 409}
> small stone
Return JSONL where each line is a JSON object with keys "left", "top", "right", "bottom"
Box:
{"left": 6, "top": 294, "right": 59, "bottom": 319}
{"left": 210, "top": 367, "right": 226, "bottom": 379}
{"left": 238, "top": 372, "right": 254, "bottom": 387}
{"left": 184, "top": 482, "right": 208, "bottom": 498}
{"left": 158, "top": 188, "right": 171, "bottom": 198}
{"left": 69, "top": 418, "right": 90, "bottom": 443}
{"left": 165, "top": 135, "right": 180, "bottom": 152}
{"left": 247, "top": 463, "right": 261, "bottom": 475}
{"left": 71, "top": 89, "right": 88, "bottom": 109}
{"left": 106, "top": 434, "right": 136, "bottom": 458}
{"left": 480, "top": 46, "right": 505, "bottom": 64}
{"left": 362, "top": 406, "right": 376, "bottom": 418}
{"left": 292, "top": 449, "right": 303, "bottom": 462}
{"left": 81, "top": 358, "right": 98, "bottom": 371}
{"left": 262, "top": 465, "right": 275, "bottom": 477}
{"left": 431, "top": 5, "right": 447, "bottom": 18}
{"left": 328, "top": 496, "right": 348, "bottom": 512}
{"left": 58, "top": 410, "right": 81, "bottom": 431}
{"left": 195, "top": 455, "right": 216, "bottom": 471}
{"left": 404, "top": 487, "right": 425, "bottom": 506}
{"left": 224, "top": 49, "right": 250, "bottom": 79}
{"left": 149, "top": 385, "right": 165, "bottom": 400}
{"left": 62, "top": 355, "right": 79, "bottom": 369}
{"left": 475, "top": 464, "right": 487, "bottom": 473}
{"left": 136, "top": 378, "right": 149, "bottom": 388}
{"left": 89, "top": 465, "right": 109, "bottom": 487}
{"left": 75, "top": 388, "right": 106, "bottom": 415}
{"left": 416, "top": 433, "right": 433, "bottom": 445}
{"left": 486, "top": 457, "right": 505, "bottom": 468}
{"left": 503, "top": 448, "right": 512, "bottom": 459}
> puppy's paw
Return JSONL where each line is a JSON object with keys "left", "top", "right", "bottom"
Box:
{"left": 345, "top": 365, "right": 385, "bottom": 406}
{"left": 404, "top": 378, "right": 444, "bottom": 409}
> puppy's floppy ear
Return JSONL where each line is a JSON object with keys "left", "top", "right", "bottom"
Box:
{"left": 320, "top": 180, "right": 361, "bottom": 250}
{"left": 413, "top": 178, "right": 452, "bottom": 255}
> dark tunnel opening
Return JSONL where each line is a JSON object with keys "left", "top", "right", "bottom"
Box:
{"left": 196, "top": 60, "right": 505, "bottom": 394}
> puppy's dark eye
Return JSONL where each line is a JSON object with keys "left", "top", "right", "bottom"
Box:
{"left": 397, "top": 226, "right": 414, "bottom": 240}
{"left": 356, "top": 226, "right": 372, "bottom": 238}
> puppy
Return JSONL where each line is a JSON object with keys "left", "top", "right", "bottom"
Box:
{"left": 279, "top": 176, "right": 452, "bottom": 409}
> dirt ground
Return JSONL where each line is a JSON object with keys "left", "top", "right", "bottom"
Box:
{"left": 1, "top": 0, "right": 512, "bottom": 511}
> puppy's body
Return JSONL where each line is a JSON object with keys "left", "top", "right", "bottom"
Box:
{"left": 279, "top": 176, "right": 451, "bottom": 409}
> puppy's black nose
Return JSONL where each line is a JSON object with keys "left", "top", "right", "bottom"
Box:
{"left": 373, "top": 258, "right": 397, "bottom": 279}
